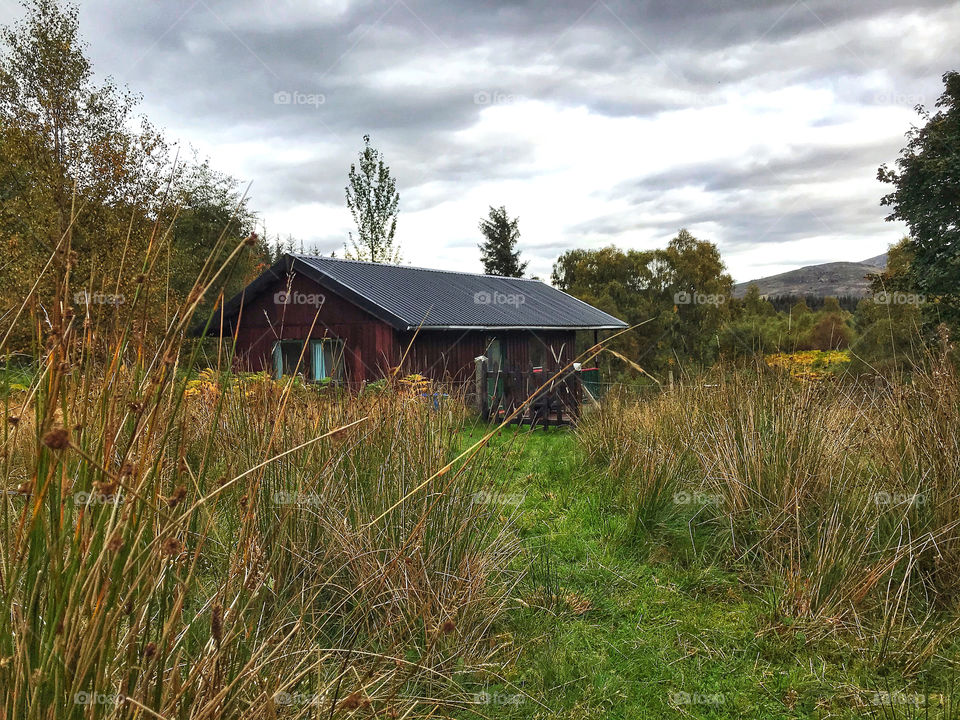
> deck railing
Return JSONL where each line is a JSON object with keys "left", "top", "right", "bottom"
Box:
{"left": 474, "top": 357, "right": 589, "bottom": 426}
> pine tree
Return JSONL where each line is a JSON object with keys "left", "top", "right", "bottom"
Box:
{"left": 478, "top": 205, "right": 527, "bottom": 277}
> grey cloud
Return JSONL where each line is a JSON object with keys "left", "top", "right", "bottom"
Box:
{"left": 614, "top": 140, "right": 900, "bottom": 198}
{"left": 21, "top": 0, "right": 949, "bottom": 277}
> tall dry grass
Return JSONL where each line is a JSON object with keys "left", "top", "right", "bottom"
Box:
{"left": 0, "top": 224, "right": 523, "bottom": 718}
{"left": 580, "top": 364, "right": 960, "bottom": 672}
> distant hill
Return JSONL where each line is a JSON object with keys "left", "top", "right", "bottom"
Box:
{"left": 733, "top": 254, "right": 887, "bottom": 298}
{"left": 860, "top": 253, "right": 888, "bottom": 269}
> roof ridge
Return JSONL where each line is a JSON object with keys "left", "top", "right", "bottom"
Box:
{"left": 290, "top": 253, "right": 544, "bottom": 283}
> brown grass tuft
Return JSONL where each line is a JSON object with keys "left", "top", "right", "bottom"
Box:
{"left": 41, "top": 427, "right": 70, "bottom": 450}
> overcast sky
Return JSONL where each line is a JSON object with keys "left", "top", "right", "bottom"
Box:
{"left": 4, "top": 0, "right": 957, "bottom": 282}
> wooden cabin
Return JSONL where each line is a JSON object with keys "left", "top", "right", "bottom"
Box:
{"left": 208, "top": 254, "right": 626, "bottom": 388}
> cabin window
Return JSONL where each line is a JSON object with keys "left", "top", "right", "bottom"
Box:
{"left": 271, "top": 339, "right": 344, "bottom": 381}
{"left": 310, "top": 339, "right": 345, "bottom": 382}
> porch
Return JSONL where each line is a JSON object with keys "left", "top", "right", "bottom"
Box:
{"left": 474, "top": 357, "right": 600, "bottom": 427}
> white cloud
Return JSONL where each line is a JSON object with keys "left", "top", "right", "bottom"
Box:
{"left": 10, "top": 0, "right": 953, "bottom": 283}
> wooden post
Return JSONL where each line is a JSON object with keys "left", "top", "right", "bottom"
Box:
{"left": 668, "top": 369, "right": 674, "bottom": 392}
{"left": 475, "top": 356, "right": 488, "bottom": 421}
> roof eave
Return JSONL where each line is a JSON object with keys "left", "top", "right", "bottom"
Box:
{"left": 208, "top": 254, "right": 412, "bottom": 333}
{"left": 406, "top": 324, "right": 628, "bottom": 331}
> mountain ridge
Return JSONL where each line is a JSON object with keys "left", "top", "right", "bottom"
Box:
{"left": 733, "top": 254, "right": 887, "bottom": 298}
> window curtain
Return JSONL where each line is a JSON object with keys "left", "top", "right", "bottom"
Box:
{"left": 272, "top": 342, "right": 283, "bottom": 379}
{"left": 311, "top": 340, "right": 326, "bottom": 381}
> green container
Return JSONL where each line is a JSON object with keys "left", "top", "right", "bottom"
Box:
{"left": 580, "top": 367, "right": 601, "bottom": 399}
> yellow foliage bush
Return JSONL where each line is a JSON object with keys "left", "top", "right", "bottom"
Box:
{"left": 765, "top": 350, "right": 850, "bottom": 381}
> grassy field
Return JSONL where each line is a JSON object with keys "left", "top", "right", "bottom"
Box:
{"left": 3, "top": 298, "right": 960, "bottom": 719}
{"left": 4, "top": 358, "right": 960, "bottom": 718}
{"left": 456, "top": 374, "right": 960, "bottom": 719}
{"left": 461, "top": 427, "right": 788, "bottom": 719}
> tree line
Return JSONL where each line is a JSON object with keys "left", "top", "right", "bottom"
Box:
{"left": 0, "top": 0, "right": 268, "bottom": 352}
{"left": 1, "top": 0, "right": 956, "bottom": 378}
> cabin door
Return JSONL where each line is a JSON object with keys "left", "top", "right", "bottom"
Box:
{"left": 486, "top": 336, "right": 505, "bottom": 399}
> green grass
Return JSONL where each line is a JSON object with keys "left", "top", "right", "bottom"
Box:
{"left": 0, "top": 364, "right": 35, "bottom": 396}
{"left": 455, "top": 423, "right": 954, "bottom": 719}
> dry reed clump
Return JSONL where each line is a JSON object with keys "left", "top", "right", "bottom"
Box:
{"left": 577, "top": 391, "right": 692, "bottom": 535}
{"left": 581, "top": 366, "right": 960, "bottom": 668}
{"left": 0, "top": 232, "right": 520, "bottom": 718}
{"left": 863, "top": 363, "right": 960, "bottom": 607}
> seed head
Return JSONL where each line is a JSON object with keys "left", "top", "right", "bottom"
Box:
{"left": 95, "top": 479, "right": 118, "bottom": 496}
{"left": 211, "top": 604, "right": 223, "bottom": 644}
{"left": 143, "top": 642, "right": 157, "bottom": 659}
{"left": 160, "top": 537, "right": 183, "bottom": 557}
{"left": 42, "top": 427, "right": 71, "bottom": 450}
{"left": 107, "top": 532, "right": 123, "bottom": 552}
{"left": 339, "top": 692, "right": 362, "bottom": 710}
{"left": 168, "top": 485, "right": 187, "bottom": 508}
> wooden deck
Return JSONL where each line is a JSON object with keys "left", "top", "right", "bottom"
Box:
{"left": 477, "top": 362, "right": 584, "bottom": 427}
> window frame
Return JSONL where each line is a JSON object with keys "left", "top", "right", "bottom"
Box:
{"left": 272, "top": 338, "right": 346, "bottom": 382}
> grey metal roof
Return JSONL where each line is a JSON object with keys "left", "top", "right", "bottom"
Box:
{"left": 220, "top": 254, "right": 627, "bottom": 331}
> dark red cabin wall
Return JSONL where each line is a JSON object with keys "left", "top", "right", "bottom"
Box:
{"left": 224, "top": 271, "right": 578, "bottom": 385}
{"left": 399, "top": 329, "right": 577, "bottom": 383}
{"left": 225, "top": 273, "right": 398, "bottom": 382}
